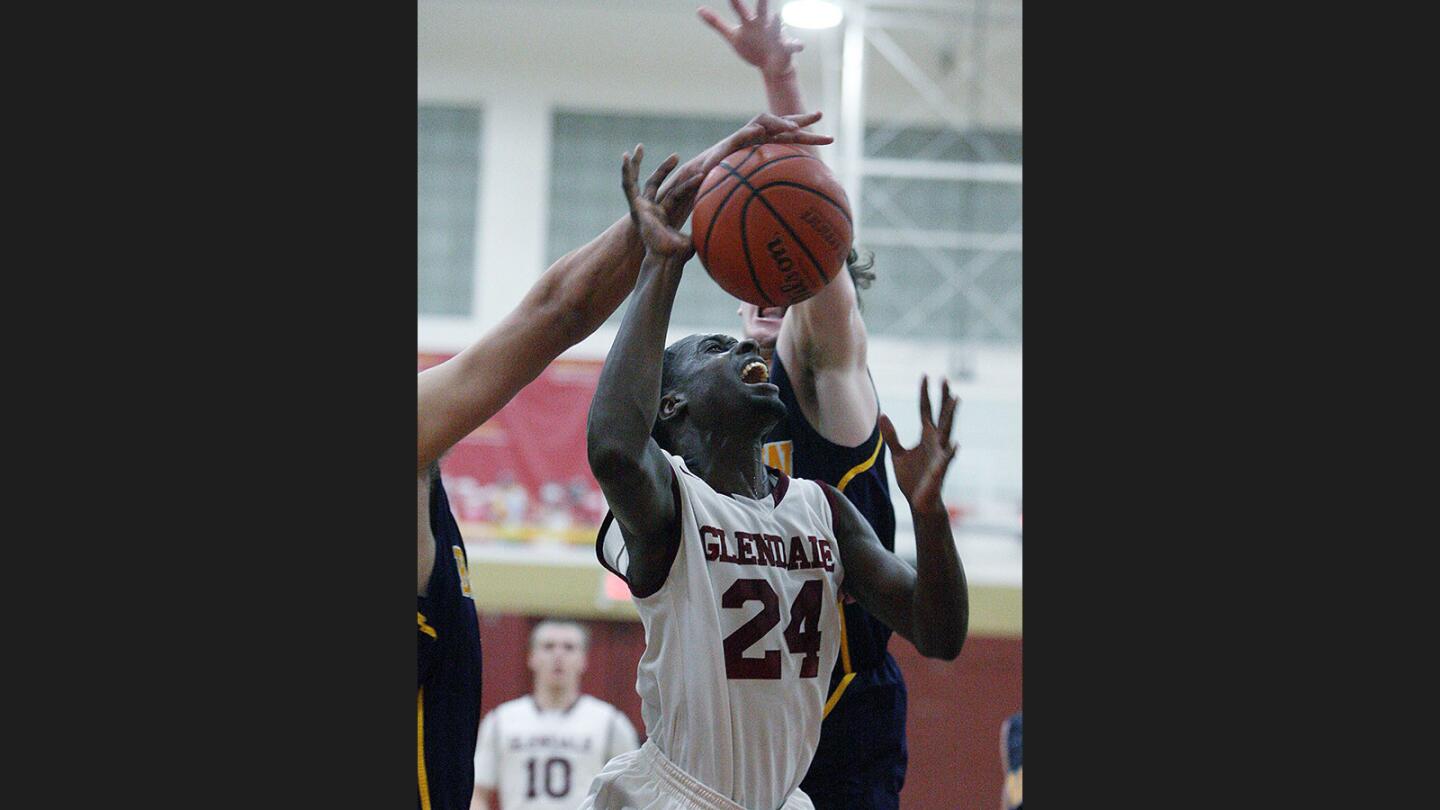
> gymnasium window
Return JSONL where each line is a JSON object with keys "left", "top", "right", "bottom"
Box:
{"left": 859, "top": 127, "right": 1022, "bottom": 345}
{"left": 418, "top": 105, "right": 483, "bottom": 317}
{"left": 547, "top": 110, "right": 750, "bottom": 332}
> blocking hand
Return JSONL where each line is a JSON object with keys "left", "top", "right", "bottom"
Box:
{"left": 691, "top": 111, "right": 833, "bottom": 179}
{"left": 698, "top": 0, "right": 804, "bottom": 78}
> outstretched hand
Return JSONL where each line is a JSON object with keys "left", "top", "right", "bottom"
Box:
{"left": 879, "top": 376, "right": 960, "bottom": 517}
{"left": 622, "top": 145, "right": 702, "bottom": 261}
{"left": 698, "top": 0, "right": 804, "bottom": 78}
{"left": 625, "top": 113, "right": 832, "bottom": 260}
{"left": 691, "top": 111, "right": 833, "bottom": 178}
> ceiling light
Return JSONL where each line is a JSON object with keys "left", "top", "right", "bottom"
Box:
{"left": 781, "top": 0, "right": 844, "bottom": 30}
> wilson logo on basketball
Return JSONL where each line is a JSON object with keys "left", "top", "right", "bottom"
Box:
{"left": 798, "top": 208, "right": 842, "bottom": 251}
{"left": 766, "top": 236, "right": 809, "bottom": 298}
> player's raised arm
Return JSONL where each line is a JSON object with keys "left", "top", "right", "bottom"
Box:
{"left": 585, "top": 147, "right": 701, "bottom": 594}
{"left": 830, "top": 376, "right": 968, "bottom": 660}
{"left": 777, "top": 261, "right": 875, "bottom": 441}
{"left": 704, "top": 0, "right": 874, "bottom": 444}
{"left": 699, "top": 0, "right": 813, "bottom": 147}
{"left": 586, "top": 115, "right": 832, "bottom": 591}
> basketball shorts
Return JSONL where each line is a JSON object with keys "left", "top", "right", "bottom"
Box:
{"left": 578, "top": 739, "right": 814, "bottom": 810}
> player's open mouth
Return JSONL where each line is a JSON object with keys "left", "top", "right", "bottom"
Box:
{"left": 742, "top": 360, "right": 769, "bottom": 384}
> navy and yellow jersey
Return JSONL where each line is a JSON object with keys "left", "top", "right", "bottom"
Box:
{"left": 1002, "top": 711, "right": 1023, "bottom": 810}
{"left": 762, "top": 352, "right": 908, "bottom": 809}
{"left": 418, "top": 475, "right": 483, "bottom": 810}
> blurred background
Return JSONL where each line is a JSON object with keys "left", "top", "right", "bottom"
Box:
{"left": 419, "top": 1, "right": 1020, "bottom": 807}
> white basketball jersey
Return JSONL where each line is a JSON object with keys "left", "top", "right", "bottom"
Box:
{"left": 598, "top": 453, "right": 844, "bottom": 810}
{"left": 474, "top": 695, "right": 640, "bottom": 810}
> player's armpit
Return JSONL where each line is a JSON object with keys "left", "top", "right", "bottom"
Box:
{"left": 593, "top": 445, "right": 681, "bottom": 597}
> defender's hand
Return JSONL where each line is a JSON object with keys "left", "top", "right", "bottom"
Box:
{"left": 656, "top": 111, "right": 834, "bottom": 226}
{"left": 622, "top": 145, "right": 701, "bottom": 260}
{"left": 691, "top": 111, "right": 833, "bottom": 178}
{"left": 698, "top": 0, "right": 804, "bottom": 78}
{"left": 879, "top": 376, "right": 960, "bottom": 517}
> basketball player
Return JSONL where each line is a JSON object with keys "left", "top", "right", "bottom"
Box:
{"left": 577, "top": 145, "right": 967, "bottom": 810}
{"left": 699, "top": 2, "right": 914, "bottom": 806}
{"left": 470, "top": 620, "right": 639, "bottom": 810}
{"left": 419, "top": 111, "right": 837, "bottom": 810}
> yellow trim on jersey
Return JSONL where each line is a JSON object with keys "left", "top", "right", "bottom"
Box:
{"left": 823, "top": 597, "right": 856, "bottom": 718}
{"left": 418, "top": 688, "right": 432, "bottom": 810}
{"left": 417, "top": 612, "right": 437, "bottom": 639}
{"left": 823, "top": 671, "right": 857, "bottom": 718}
{"left": 824, "top": 434, "right": 883, "bottom": 717}
{"left": 835, "top": 434, "right": 883, "bottom": 493}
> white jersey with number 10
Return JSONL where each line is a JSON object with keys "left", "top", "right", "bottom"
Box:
{"left": 474, "top": 694, "right": 639, "bottom": 810}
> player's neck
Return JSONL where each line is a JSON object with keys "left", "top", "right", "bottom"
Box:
{"left": 533, "top": 686, "right": 580, "bottom": 712}
{"left": 685, "top": 435, "right": 773, "bottom": 500}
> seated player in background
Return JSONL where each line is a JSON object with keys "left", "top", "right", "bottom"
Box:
{"left": 578, "top": 142, "right": 968, "bottom": 810}
{"left": 471, "top": 620, "right": 639, "bottom": 810}
{"left": 418, "top": 110, "right": 839, "bottom": 810}
{"left": 699, "top": 1, "right": 913, "bottom": 805}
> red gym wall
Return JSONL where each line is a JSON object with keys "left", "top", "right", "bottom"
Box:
{"left": 476, "top": 613, "right": 1021, "bottom": 810}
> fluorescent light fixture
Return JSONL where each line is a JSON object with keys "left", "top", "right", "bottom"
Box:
{"left": 781, "top": 0, "right": 843, "bottom": 29}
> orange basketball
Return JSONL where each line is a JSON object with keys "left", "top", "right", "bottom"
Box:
{"left": 690, "top": 144, "right": 853, "bottom": 307}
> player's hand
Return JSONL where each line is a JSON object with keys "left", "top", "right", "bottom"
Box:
{"left": 879, "top": 375, "right": 960, "bottom": 517}
{"left": 698, "top": 0, "right": 804, "bottom": 78}
{"left": 691, "top": 111, "right": 833, "bottom": 178}
{"left": 622, "top": 145, "right": 701, "bottom": 261}
{"left": 654, "top": 111, "right": 833, "bottom": 222}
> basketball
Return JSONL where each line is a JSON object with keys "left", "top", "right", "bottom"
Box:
{"left": 691, "top": 143, "right": 854, "bottom": 307}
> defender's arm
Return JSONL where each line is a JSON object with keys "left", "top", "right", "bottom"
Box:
{"left": 417, "top": 215, "right": 645, "bottom": 475}
{"left": 701, "top": 0, "right": 875, "bottom": 444}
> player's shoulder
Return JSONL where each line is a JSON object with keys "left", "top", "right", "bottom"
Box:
{"left": 574, "top": 694, "right": 619, "bottom": 715}
{"left": 492, "top": 695, "right": 539, "bottom": 718}
{"left": 573, "top": 695, "right": 630, "bottom": 725}
{"left": 776, "top": 472, "right": 835, "bottom": 508}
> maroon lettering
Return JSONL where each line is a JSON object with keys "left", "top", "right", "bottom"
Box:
{"left": 735, "top": 531, "right": 758, "bottom": 565}
{"left": 721, "top": 579, "right": 826, "bottom": 681}
{"left": 817, "top": 538, "right": 835, "bottom": 572}
{"left": 701, "top": 526, "right": 724, "bottom": 562}
{"left": 757, "top": 534, "right": 783, "bottom": 567}
{"left": 716, "top": 528, "right": 740, "bottom": 564}
{"left": 783, "top": 579, "right": 825, "bottom": 677}
{"left": 788, "top": 536, "right": 812, "bottom": 570}
{"left": 722, "top": 579, "right": 782, "bottom": 679}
